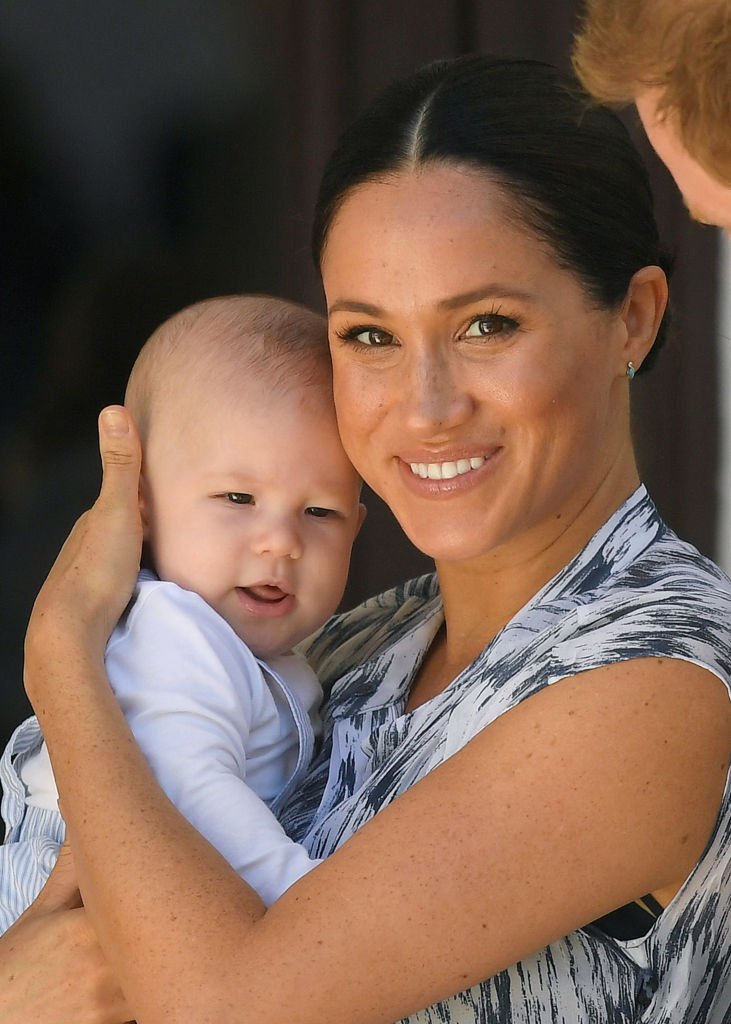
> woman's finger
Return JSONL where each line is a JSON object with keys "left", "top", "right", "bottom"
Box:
{"left": 31, "top": 841, "right": 82, "bottom": 914}
{"left": 96, "top": 406, "right": 142, "bottom": 518}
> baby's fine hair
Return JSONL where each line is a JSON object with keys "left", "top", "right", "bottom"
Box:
{"left": 125, "top": 294, "right": 330, "bottom": 438}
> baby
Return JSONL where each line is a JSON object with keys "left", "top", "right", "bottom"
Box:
{"left": 0, "top": 294, "right": 364, "bottom": 926}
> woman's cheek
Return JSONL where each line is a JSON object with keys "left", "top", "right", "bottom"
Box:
{"left": 333, "top": 368, "right": 383, "bottom": 446}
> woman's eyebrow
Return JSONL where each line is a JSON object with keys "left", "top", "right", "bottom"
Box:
{"left": 328, "top": 285, "right": 536, "bottom": 318}
{"left": 436, "top": 284, "right": 536, "bottom": 310}
{"left": 327, "top": 300, "right": 383, "bottom": 316}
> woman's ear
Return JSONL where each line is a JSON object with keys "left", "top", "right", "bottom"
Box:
{"left": 356, "top": 502, "right": 367, "bottom": 537}
{"left": 138, "top": 474, "right": 151, "bottom": 542}
{"left": 619, "top": 265, "right": 668, "bottom": 371}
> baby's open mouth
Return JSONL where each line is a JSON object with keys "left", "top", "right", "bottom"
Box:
{"left": 239, "top": 585, "right": 288, "bottom": 604}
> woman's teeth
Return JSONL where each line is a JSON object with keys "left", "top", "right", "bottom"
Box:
{"left": 408, "top": 456, "right": 485, "bottom": 480}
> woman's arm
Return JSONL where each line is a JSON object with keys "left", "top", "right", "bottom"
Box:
{"left": 24, "top": 408, "right": 731, "bottom": 1024}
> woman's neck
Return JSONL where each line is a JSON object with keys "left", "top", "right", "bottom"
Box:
{"left": 407, "top": 473, "right": 640, "bottom": 711}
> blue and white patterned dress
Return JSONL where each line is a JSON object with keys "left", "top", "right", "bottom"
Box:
{"left": 282, "top": 487, "right": 731, "bottom": 1023}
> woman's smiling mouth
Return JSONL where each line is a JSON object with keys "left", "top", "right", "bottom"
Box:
{"left": 408, "top": 456, "right": 486, "bottom": 480}
{"left": 398, "top": 449, "right": 503, "bottom": 497}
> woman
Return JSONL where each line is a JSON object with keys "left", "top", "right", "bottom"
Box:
{"left": 2, "top": 56, "right": 730, "bottom": 1023}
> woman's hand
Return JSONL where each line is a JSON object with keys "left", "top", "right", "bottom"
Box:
{"left": 5, "top": 409, "right": 141, "bottom": 1023}
{"left": 0, "top": 844, "right": 133, "bottom": 1024}
{"left": 24, "top": 406, "right": 143, "bottom": 705}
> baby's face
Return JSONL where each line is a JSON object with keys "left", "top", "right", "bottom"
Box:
{"left": 140, "top": 378, "right": 364, "bottom": 659}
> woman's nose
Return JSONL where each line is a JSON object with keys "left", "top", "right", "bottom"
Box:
{"left": 402, "top": 350, "right": 472, "bottom": 435}
{"left": 250, "top": 518, "right": 303, "bottom": 560}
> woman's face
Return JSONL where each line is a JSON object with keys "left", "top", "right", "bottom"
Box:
{"left": 321, "top": 164, "right": 636, "bottom": 565}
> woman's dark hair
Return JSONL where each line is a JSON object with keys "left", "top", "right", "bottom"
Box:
{"left": 313, "top": 55, "right": 671, "bottom": 371}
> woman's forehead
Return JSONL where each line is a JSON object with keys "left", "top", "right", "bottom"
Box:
{"left": 330, "top": 163, "right": 512, "bottom": 229}
{"left": 322, "top": 165, "right": 524, "bottom": 275}
{"left": 321, "top": 165, "right": 560, "bottom": 304}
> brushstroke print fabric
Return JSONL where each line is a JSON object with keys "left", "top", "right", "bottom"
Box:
{"left": 282, "top": 487, "right": 731, "bottom": 1023}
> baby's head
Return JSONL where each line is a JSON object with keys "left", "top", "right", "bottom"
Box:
{"left": 125, "top": 294, "right": 364, "bottom": 659}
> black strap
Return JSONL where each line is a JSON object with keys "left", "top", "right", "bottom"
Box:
{"left": 589, "top": 893, "right": 664, "bottom": 941}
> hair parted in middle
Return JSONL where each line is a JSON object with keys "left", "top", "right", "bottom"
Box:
{"left": 313, "top": 55, "right": 672, "bottom": 373}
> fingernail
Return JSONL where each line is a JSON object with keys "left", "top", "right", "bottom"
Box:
{"left": 101, "top": 407, "right": 129, "bottom": 435}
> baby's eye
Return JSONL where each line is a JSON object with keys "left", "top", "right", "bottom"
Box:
{"left": 225, "top": 492, "right": 254, "bottom": 505}
{"left": 463, "top": 314, "right": 519, "bottom": 339}
{"left": 337, "top": 326, "right": 394, "bottom": 347}
{"left": 306, "top": 506, "right": 336, "bottom": 519}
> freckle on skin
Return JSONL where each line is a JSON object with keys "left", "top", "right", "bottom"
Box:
{"left": 680, "top": 834, "right": 689, "bottom": 845}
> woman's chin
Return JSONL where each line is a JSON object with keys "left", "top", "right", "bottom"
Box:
{"left": 397, "top": 518, "right": 501, "bottom": 566}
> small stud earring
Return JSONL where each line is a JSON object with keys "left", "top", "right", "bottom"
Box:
{"left": 626, "top": 361, "right": 636, "bottom": 380}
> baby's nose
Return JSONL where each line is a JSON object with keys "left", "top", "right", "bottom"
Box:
{"left": 251, "top": 519, "right": 303, "bottom": 560}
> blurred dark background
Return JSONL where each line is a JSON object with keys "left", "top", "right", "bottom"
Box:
{"left": 0, "top": 0, "right": 721, "bottom": 749}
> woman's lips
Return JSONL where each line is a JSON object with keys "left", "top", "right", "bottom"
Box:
{"left": 236, "top": 585, "right": 295, "bottom": 618}
{"left": 398, "top": 448, "right": 502, "bottom": 493}
{"left": 407, "top": 455, "right": 487, "bottom": 480}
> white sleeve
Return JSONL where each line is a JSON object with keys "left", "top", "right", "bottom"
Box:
{"left": 106, "top": 583, "right": 320, "bottom": 906}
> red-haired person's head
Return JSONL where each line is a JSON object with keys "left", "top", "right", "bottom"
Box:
{"left": 574, "top": 0, "right": 731, "bottom": 234}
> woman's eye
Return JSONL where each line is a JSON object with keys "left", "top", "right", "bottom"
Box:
{"left": 463, "top": 314, "right": 519, "bottom": 339}
{"left": 306, "top": 506, "right": 335, "bottom": 519}
{"left": 338, "top": 326, "right": 394, "bottom": 347}
{"left": 225, "top": 492, "right": 253, "bottom": 505}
